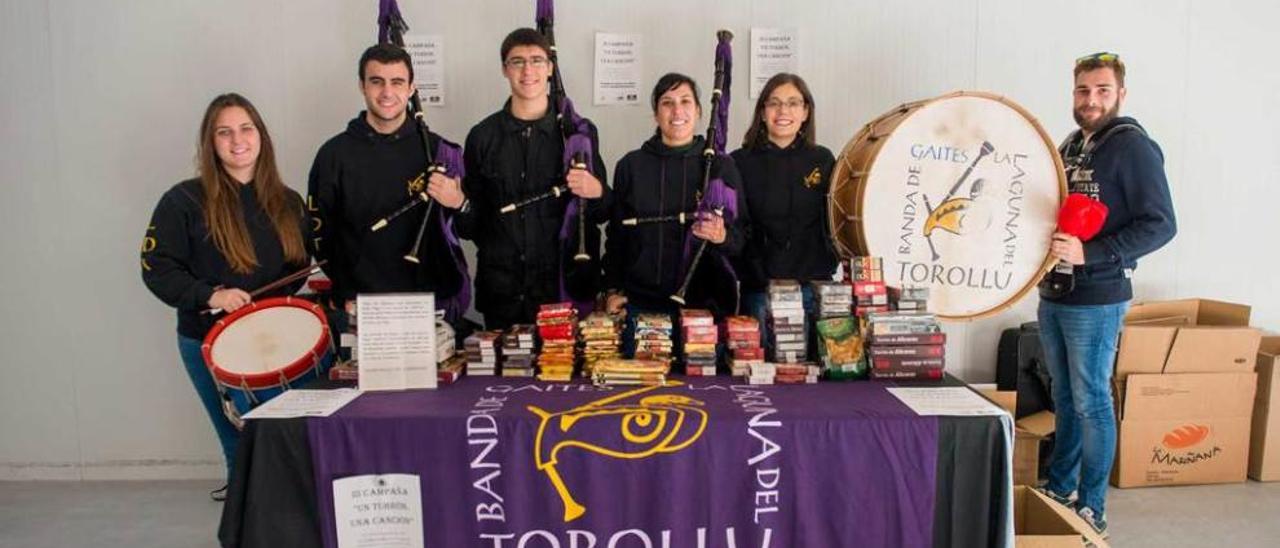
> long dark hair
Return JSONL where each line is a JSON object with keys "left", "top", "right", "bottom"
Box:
{"left": 196, "top": 93, "right": 305, "bottom": 274}
{"left": 742, "top": 72, "right": 817, "bottom": 149}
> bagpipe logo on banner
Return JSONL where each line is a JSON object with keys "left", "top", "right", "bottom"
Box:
{"left": 527, "top": 381, "right": 709, "bottom": 522}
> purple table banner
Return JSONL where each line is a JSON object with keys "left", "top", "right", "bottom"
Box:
{"left": 308, "top": 378, "right": 941, "bottom": 547}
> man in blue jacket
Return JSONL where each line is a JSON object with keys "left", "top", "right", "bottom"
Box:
{"left": 1037, "top": 52, "right": 1177, "bottom": 538}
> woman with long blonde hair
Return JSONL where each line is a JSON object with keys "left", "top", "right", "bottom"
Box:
{"left": 141, "top": 93, "right": 309, "bottom": 499}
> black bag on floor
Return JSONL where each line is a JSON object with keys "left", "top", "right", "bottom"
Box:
{"left": 995, "top": 321, "right": 1054, "bottom": 419}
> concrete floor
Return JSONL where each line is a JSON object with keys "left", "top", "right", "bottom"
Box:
{"left": 1, "top": 480, "right": 1279, "bottom": 547}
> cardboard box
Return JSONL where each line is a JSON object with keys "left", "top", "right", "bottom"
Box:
{"left": 1113, "top": 372, "right": 1257, "bottom": 487}
{"left": 1116, "top": 298, "right": 1260, "bottom": 380}
{"left": 976, "top": 387, "right": 1056, "bottom": 486}
{"left": 1013, "top": 486, "right": 1109, "bottom": 547}
{"left": 1015, "top": 411, "right": 1055, "bottom": 486}
{"left": 1249, "top": 335, "right": 1280, "bottom": 481}
{"left": 1112, "top": 298, "right": 1262, "bottom": 488}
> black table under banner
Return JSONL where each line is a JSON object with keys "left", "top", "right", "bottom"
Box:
{"left": 219, "top": 376, "right": 1011, "bottom": 548}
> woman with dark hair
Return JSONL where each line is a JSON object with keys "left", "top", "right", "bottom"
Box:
{"left": 604, "top": 73, "right": 749, "bottom": 353}
{"left": 731, "top": 73, "right": 837, "bottom": 360}
{"left": 141, "top": 93, "right": 310, "bottom": 499}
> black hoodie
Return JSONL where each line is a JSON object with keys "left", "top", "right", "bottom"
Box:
{"left": 141, "top": 179, "right": 310, "bottom": 339}
{"left": 731, "top": 141, "right": 838, "bottom": 292}
{"left": 307, "top": 113, "right": 464, "bottom": 305}
{"left": 455, "top": 102, "right": 609, "bottom": 327}
{"left": 604, "top": 135, "right": 749, "bottom": 311}
{"left": 1044, "top": 116, "right": 1177, "bottom": 305}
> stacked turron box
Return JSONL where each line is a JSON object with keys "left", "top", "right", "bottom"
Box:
{"left": 464, "top": 330, "right": 502, "bottom": 376}
{"left": 812, "top": 280, "right": 853, "bottom": 319}
{"left": 536, "top": 303, "right": 578, "bottom": 382}
{"left": 865, "top": 311, "right": 946, "bottom": 380}
{"left": 633, "top": 313, "right": 675, "bottom": 365}
{"left": 681, "top": 309, "right": 718, "bottom": 376}
{"left": 592, "top": 359, "right": 669, "bottom": 387}
{"left": 726, "top": 315, "right": 764, "bottom": 377}
{"left": 889, "top": 286, "right": 930, "bottom": 312}
{"left": 745, "top": 362, "right": 821, "bottom": 385}
{"left": 767, "top": 279, "right": 807, "bottom": 362}
{"left": 850, "top": 256, "right": 889, "bottom": 318}
{"left": 579, "top": 312, "right": 621, "bottom": 377}
{"left": 501, "top": 324, "right": 537, "bottom": 378}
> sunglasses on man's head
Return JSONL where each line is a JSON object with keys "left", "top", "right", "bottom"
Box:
{"left": 1076, "top": 52, "right": 1120, "bottom": 64}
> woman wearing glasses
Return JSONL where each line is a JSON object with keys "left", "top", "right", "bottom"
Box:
{"left": 731, "top": 73, "right": 837, "bottom": 361}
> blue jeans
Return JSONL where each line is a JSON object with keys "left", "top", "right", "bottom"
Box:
{"left": 741, "top": 286, "right": 818, "bottom": 361}
{"left": 178, "top": 334, "right": 239, "bottom": 480}
{"left": 1037, "top": 299, "right": 1128, "bottom": 516}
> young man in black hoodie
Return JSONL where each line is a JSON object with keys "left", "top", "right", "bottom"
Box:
{"left": 455, "top": 28, "right": 608, "bottom": 329}
{"left": 308, "top": 44, "right": 469, "bottom": 321}
{"left": 1037, "top": 53, "right": 1177, "bottom": 538}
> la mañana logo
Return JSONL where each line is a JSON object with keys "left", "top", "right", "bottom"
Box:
{"left": 1150, "top": 424, "right": 1222, "bottom": 466}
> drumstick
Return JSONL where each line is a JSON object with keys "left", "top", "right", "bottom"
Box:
{"left": 202, "top": 260, "right": 328, "bottom": 315}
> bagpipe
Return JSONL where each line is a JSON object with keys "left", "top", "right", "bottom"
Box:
{"left": 670, "top": 30, "right": 738, "bottom": 312}
{"left": 501, "top": 0, "right": 602, "bottom": 311}
{"left": 369, "top": 0, "right": 471, "bottom": 317}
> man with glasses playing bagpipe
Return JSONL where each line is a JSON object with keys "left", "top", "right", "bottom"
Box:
{"left": 455, "top": 27, "right": 609, "bottom": 329}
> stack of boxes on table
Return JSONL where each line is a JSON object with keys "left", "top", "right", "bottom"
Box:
{"left": 536, "top": 303, "right": 578, "bottom": 382}
{"left": 464, "top": 330, "right": 502, "bottom": 377}
{"left": 746, "top": 362, "right": 821, "bottom": 385}
{"left": 813, "top": 281, "right": 853, "bottom": 320}
{"left": 501, "top": 324, "right": 537, "bottom": 378}
{"left": 866, "top": 311, "right": 945, "bottom": 380}
{"left": 435, "top": 318, "right": 465, "bottom": 384}
{"left": 681, "top": 309, "right": 718, "bottom": 377}
{"left": 767, "top": 280, "right": 807, "bottom": 363}
{"left": 579, "top": 312, "right": 621, "bottom": 378}
{"left": 633, "top": 313, "right": 675, "bottom": 365}
{"left": 592, "top": 359, "right": 669, "bottom": 386}
{"left": 726, "top": 316, "right": 764, "bottom": 377}
{"left": 849, "top": 256, "right": 889, "bottom": 318}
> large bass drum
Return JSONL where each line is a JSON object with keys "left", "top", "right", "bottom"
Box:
{"left": 828, "top": 91, "right": 1065, "bottom": 320}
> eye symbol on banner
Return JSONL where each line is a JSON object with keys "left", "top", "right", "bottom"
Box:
{"left": 406, "top": 172, "right": 427, "bottom": 196}
{"left": 921, "top": 141, "right": 995, "bottom": 261}
{"left": 803, "top": 167, "right": 822, "bottom": 188}
{"left": 527, "top": 381, "right": 708, "bottom": 522}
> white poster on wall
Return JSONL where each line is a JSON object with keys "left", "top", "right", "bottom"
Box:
{"left": 333, "top": 473, "right": 424, "bottom": 548}
{"left": 403, "top": 34, "right": 445, "bottom": 106}
{"left": 594, "top": 33, "right": 642, "bottom": 106}
{"left": 750, "top": 28, "right": 799, "bottom": 99}
{"left": 356, "top": 293, "right": 437, "bottom": 391}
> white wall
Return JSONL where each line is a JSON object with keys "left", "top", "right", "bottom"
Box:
{"left": 2, "top": 0, "right": 1276, "bottom": 479}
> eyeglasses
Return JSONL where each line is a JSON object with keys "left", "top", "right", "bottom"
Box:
{"left": 1076, "top": 52, "right": 1120, "bottom": 64}
{"left": 504, "top": 56, "right": 549, "bottom": 70}
{"left": 765, "top": 99, "right": 806, "bottom": 111}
